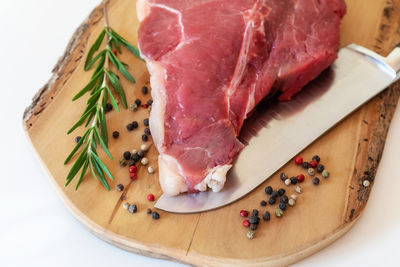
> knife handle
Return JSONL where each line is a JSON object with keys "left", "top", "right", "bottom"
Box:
{"left": 386, "top": 44, "right": 400, "bottom": 73}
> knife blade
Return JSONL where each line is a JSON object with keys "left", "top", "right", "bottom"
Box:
{"left": 155, "top": 44, "right": 400, "bottom": 213}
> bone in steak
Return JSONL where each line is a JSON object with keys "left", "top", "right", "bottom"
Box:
{"left": 137, "top": 0, "right": 346, "bottom": 196}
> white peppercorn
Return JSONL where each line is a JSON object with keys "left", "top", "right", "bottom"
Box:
{"left": 308, "top": 168, "right": 315, "bottom": 176}
{"left": 148, "top": 166, "right": 155, "bottom": 174}
{"left": 141, "top": 157, "right": 149, "bottom": 165}
{"left": 284, "top": 178, "right": 291, "bottom": 186}
{"left": 295, "top": 185, "right": 302, "bottom": 194}
{"left": 288, "top": 198, "right": 296, "bottom": 206}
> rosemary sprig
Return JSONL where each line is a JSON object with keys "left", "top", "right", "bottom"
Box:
{"left": 64, "top": 2, "right": 141, "bottom": 190}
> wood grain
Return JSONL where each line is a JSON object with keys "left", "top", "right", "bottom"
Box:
{"left": 23, "top": 0, "right": 400, "bottom": 266}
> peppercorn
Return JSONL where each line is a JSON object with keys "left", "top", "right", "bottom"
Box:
{"left": 147, "top": 99, "right": 153, "bottom": 106}
{"left": 142, "top": 134, "right": 148, "bottom": 142}
{"left": 271, "top": 191, "right": 279, "bottom": 199}
{"left": 129, "top": 165, "right": 137, "bottom": 173}
{"left": 128, "top": 160, "right": 136, "bottom": 167}
{"left": 123, "top": 202, "right": 130, "bottom": 210}
{"left": 240, "top": 210, "right": 249, "bottom": 217}
{"left": 363, "top": 180, "right": 370, "bottom": 187}
{"left": 297, "top": 174, "right": 305, "bottom": 183}
{"left": 142, "top": 104, "right": 149, "bottom": 109}
{"left": 146, "top": 208, "right": 152, "bottom": 214}
{"left": 131, "top": 153, "right": 140, "bottom": 161}
{"left": 280, "top": 195, "right": 288, "bottom": 204}
{"left": 105, "top": 103, "right": 113, "bottom": 112}
{"left": 280, "top": 172, "right": 288, "bottom": 181}
{"left": 128, "top": 204, "right": 137, "bottom": 213}
{"left": 265, "top": 186, "right": 273, "bottom": 195}
{"left": 312, "top": 177, "right": 320, "bottom": 185}
{"left": 130, "top": 173, "right": 137, "bottom": 180}
{"left": 290, "top": 194, "right": 297, "bottom": 200}
{"left": 152, "top": 211, "right": 160, "bottom": 220}
{"left": 248, "top": 215, "right": 259, "bottom": 224}
{"left": 312, "top": 155, "right": 321, "bottom": 163}
{"left": 141, "top": 144, "right": 149, "bottom": 151}
{"left": 246, "top": 230, "right": 255, "bottom": 240}
{"left": 268, "top": 197, "right": 276, "bottom": 205}
{"left": 116, "top": 184, "right": 124, "bottom": 192}
{"left": 242, "top": 219, "right": 250, "bottom": 227}
{"left": 144, "top": 128, "right": 151, "bottom": 136}
{"left": 147, "top": 194, "right": 155, "bottom": 201}
{"left": 252, "top": 209, "right": 259, "bottom": 216}
{"left": 288, "top": 198, "right": 296, "bottom": 207}
{"left": 279, "top": 203, "right": 287, "bottom": 211}
{"left": 129, "top": 103, "right": 138, "bottom": 112}
{"left": 275, "top": 209, "right": 284, "bottom": 218}
{"left": 294, "top": 156, "right": 303, "bottom": 165}
{"left": 143, "top": 118, "right": 149, "bottom": 126}
{"left": 316, "top": 164, "right": 324, "bottom": 173}
{"left": 132, "top": 149, "right": 138, "bottom": 155}
{"left": 148, "top": 166, "right": 155, "bottom": 174}
{"left": 112, "top": 131, "right": 120, "bottom": 139}
{"left": 126, "top": 123, "right": 134, "bottom": 131}
{"left": 322, "top": 170, "right": 330, "bottom": 178}
{"left": 290, "top": 177, "right": 298, "bottom": 184}
{"left": 250, "top": 224, "right": 257, "bottom": 231}
{"left": 75, "top": 136, "right": 81, "bottom": 143}
{"left": 295, "top": 185, "right": 302, "bottom": 194}
{"left": 119, "top": 158, "right": 127, "bottom": 167}
{"left": 302, "top": 162, "right": 309, "bottom": 169}
{"left": 278, "top": 188, "right": 285, "bottom": 196}
{"left": 142, "top": 86, "right": 149, "bottom": 94}
{"left": 123, "top": 151, "right": 131, "bottom": 160}
{"left": 308, "top": 168, "right": 315, "bottom": 176}
{"left": 260, "top": 200, "right": 267, "bottom": 207}
{"left": 132, "top": 121, "right": 139, "bottom": 129}
{"left": 284, "top": 179, "right": 291, "bottom": 186}
{"left": 262, "top": 211, "right": 271, "bottom": 221}
{"left": 135, "top": 99, "right": 141, "bottom": 106}
{"left": 309, "top": 160, "right": 318, "bottom": 168}
{"left": 141, "top": 157, "right": 149, "bottom": 165}
{"left": 137, "top": 150, "right": 145, "bottom": 158}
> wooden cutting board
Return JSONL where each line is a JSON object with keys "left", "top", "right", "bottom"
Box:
{"left": 23, "top": 0, "right": 400, "bottom": 266}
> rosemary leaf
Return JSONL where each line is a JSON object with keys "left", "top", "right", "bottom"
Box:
{"left": 64, "top": 130, "right": 91, "bottom": 164}
{"left": 109, "top": 29, "right": 143, "bottom": 60}
{"left": 92, "top": 152, "right": 114, "bottom": 180}
{"left": 107, "top": 49, "right": 136, "bottom": 83}
{"left": 72, "top": 69, "right": 104, "bottom": 101}
{"left": 85, "top": 29, "right": 106, "bottom": 71}
{"left": 90, "top": 156, "right": 110, "bottom": 191}
{"left": 94, "top": 127, "right": 112, "bottom": 159}
{"left": 85, "top": 50, "right": 106, "bottom": 71}
{"left": 105, "top": 85, "right": 119, "bottom": 113}
{"left": 67, "top": 105, "right": 96, "bottom": 134}
{"left": 106, "top": 70, "right": 127, "bottom": 108}
{"left": 99, "top": 109, "right": 108, "bottom": 147}
{"left": 75, "top": 159, "right": 89, "bottom": 190}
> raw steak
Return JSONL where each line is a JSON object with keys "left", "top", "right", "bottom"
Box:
{"left": 137, "top": 0, "right": 346, "bottom": 196}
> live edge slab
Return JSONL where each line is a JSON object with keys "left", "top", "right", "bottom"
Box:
{"left": 23, "top": 0, "right": 400, "bottom": 266}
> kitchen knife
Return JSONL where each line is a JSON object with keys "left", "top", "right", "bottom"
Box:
{"left": 155, "top": 44, "right": 400, "bottom": 213}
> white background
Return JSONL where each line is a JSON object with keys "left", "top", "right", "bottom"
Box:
{"left": 1, "top": 0, "right": 400, "bottom": 266}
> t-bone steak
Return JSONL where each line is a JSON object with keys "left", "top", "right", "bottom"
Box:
{"left": 137, "top": 0, "right": 346, "bottom": 196}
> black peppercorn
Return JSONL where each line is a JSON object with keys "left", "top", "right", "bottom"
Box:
{"left": 147, "top": 99, "right": 153, "bottom": 106}
{"left": 278, "top": 188, "right": 285, "bottom": 196}
{"left": 317, "top": 164, "right": 325, "bottom": 173}
{"left": 260, "top": 200, "right": 267, "bottom": 207}
{"left": 312, "top": 155, "right": 321, "bottom": 163}
{"left": 128, "top": 204, "right": 137, "bottom": 213}
{"left": 262, "top": 211, "right": 271, "bottom": 221}
{"left": 279, "top": 203, "right": 287, "bottom": 211}
{"left": 137, "top": 150, "right": 145, "bottom": 158}
{"left": 252, "top": 209, "right": 259, "bottom": 216}
{"left": 135, "top": 99, "right": 141, "bottom": 106}
{"left": 142, "top": 86, "right": 149, "bottom": 94}
{"left": 271, "top": 191, "right": 279, "bottom": 198}
{"left": 146, "top": 208, "right": 152, "bottom": 214}
{"left": 75, "top": 136, "right": 81, "bottom": 143}
{"left": 105, "top": 103, "right": 113, "bottom": 112}
{"left": 152, "top": 211, "right": 160, "bottom": 220}
{"left": 280, "top": 195, "right": 288, "bottom": 204}
{"left": 142, "top": 134, "right": 148, "bottom": 142}
{"left": 268, "top": 197, "right": 276, "bottom": 205}
{"left": 280, "top": 172, "right": 288, "bottom": 181}
{"left": 144, "top": 128, "right": 151, "bottom": 136}
{"left": 131, "top": 153, "right": 140, "bottom": 161}
{"left": 126, "top": 123, "right": 134, "bottom": 131}
{"left": 128, "top": 160, "right": 136, "bottom": 166}
{"left": 290, "top": 177, "right": 298, "bottom": 185}
{"left": 123, "top": 151, "right": 131, "bottom": 160}
{"left": 313, "top": 177, "right": 320, "bottom": 185}
{"left": 248, "top": 215, "right": 259, "bottom": 224}
{"left": 250, "top": 224, "right": 257, "bottom": 231}
{"left": 116, "top": 184, "right": 124, "bottom": 192}
{"left": 265, "top": 186, "right": 273, "bottom": 195}
{"left": 132, "top": 121, "right": 139, "bottom": 129}
{"left": 143, "top": 118, "right": 149, "bottom": 126}
{"left": 302, "top": 162, "right": 309, "bottom": 169}
{"left": 112, "top": 131, "right": 119, "bottom": 139}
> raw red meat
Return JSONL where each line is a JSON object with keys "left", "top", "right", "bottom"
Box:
{"left": 137, "top": 0, "right": 346, "bottom": 196}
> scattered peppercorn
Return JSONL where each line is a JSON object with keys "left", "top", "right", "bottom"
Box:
{"left": 290, "top": 194, "right": 297, "bottom": 200}
{"left": 302, "top": 161, "right": 309, "bottom": 169}
{"left": 105, "top": 103, "right": 113, "bottom": 112}
{"left": 250, "top": 224, "right": 258, "bottom": 231}
{"left": 112, "top": 131, "right": 120, "bottom": 139}
{"left": 309, "top": 160, "right": 318, "bottom": 168}
{"left": 279, "top": 203, "right": 287, "bottom": 211}
{"left": 137, "top": 150, "right": 145, "bottom": 158}
{"left": 252, "top": 209, "right": 259, "bottom": 216}
{"left": 268, "top": 197, "right": 276, "bottom": 205}
{"left": 317, "top": 164, "right": 324, "bottom": 173}
{"left": 132, "top": 121, "right": 139, "bottom": 129}
{"left": 242, "top": 219, "right": 250, "bottom": 227}
{"left": 290, "top": 177, "right": 298, "bottom": 184}
{"left": 363, "top": 180, "right": 370, "bottom": 187}
{"left": 141, "top": 144, "right": 149, "bottom": 151}
{"left": 129, "top": 165, "right": 138, "bottom": 173}
{"left": 119, "top": 159, "right": 127, "bottom": 167}
{"left": 128, "top": 160, "right": 136, "bottom": 167}
{"left": 129, "top": 103, "right": 138, "bottom": 112}
{"left": 248, "top": 215, "right": 259, "bottom": 224}
{"left": 123, "top": 151, "right": 131, "bottom": 160}
{"left": 126, "top": 123, "right": 134, "bottom": 131}
{"left": 75, "top": 136, "right": 81, "bottom": 143}
{"left": 271, "top": 191, "right": 279, "bottom": 198}
{"left": 143, "top": 118, "right": 149, "bottom": 126}
{"left": 260, "top": 200, "right": 267, "bottom": 207}
{"left": 312, "top": 155, "right": 321, "bottom": 163}
{"left": 246, "top": 230, "right": 255, "bottom": 239}
{"left": 148, "top": 166, "right": 155, "bottom": 174}
{"left": 280, "top": 173, "right": 288, "bottom": 181}
{"left": 142, "top": 86, "right": 149, "bottom": 94}
{"left": 265, "top": 186, "right": 273, "bottom": 195}
{"left": 142, "top": 134, "right": 148, "bottom": 142}
{"left": 116, "top": 184, "right": 124, "bottom": 192}
{"left": 130, "top": 173, "right": 137, "bottom": 180}
{"left": 295, "top": 185, "right": 302, "bottom": 194}
{"left": 141, "top": 157, "right": 149, "bottom": 165}
{"left": 147, "top": 194, "right": 155, "bottom": 201}
{"left": 280, "top": 195, "right": 288, "bottom": 204}
{"left": 294, "top": 156, "right": 303, "bottom": 165}
{"left": 322, "top": 170, "right": 330, "bottom": 178}
{"left": 144, "top": 128, "right": 151, "bottom": 136}
{"left": 275, "top": 209, "right": 284, "bottom": 218}
{"left": 308, "top": 168, "right": 315, "bottom": 176}
{"left": 128, "top": 204, "right": 137, "bottom": 213}
{"left": 288, "top": 198, "right": 296, "bottom": 207}
{"left": 142, "top": 104, "right": 149, "bottom": 109}
{"left": 312, "top": 177, "right": 320, "bottom": 185}
{"left": 123, "top": 202, "right": 130, "bottom": 210}
{"left": 296, "top": 174, "right": 305, "bottom": 183}
{"left": 135, "top": 99, "right": 142, "bottom": 106}
{"left": 278, "top": 188, "right": 285, "bottom": 196}
{"left": 262, "top": 211, "right": 271, "bottom": 221}
{"left": 240, "top": 210, "right": 249, "bottom": 217}
{"left": 152, "top": 211, "right": 160, "bottom": 220}
{"left": 147, "top": 99, "right": 153, "bottom": 106}
{"left": 146, "top": 208, "right": 152, "bottom": 214}
{"left": 284, "top": 179, "right": 291, "bottom": 186}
